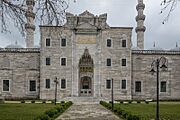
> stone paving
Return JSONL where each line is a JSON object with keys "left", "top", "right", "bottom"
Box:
{"left": 56, "top": 103, "right": 121, "bottom": 120}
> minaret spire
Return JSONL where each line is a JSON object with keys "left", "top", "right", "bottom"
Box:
{"left": 136, "top": 0, "right": 146, "bottom": 49}
{"left": 25, "top": 0, "right": 35, "bottom": 48}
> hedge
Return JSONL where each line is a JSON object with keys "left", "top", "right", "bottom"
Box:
{"left": 34, "top": 101, "right": 73, "bottom": 120}
{"left": 100, "top": 101, "right": 143, "bottom": 120}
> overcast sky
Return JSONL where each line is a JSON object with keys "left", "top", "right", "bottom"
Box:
{"left": 0, "top": 0, "right": 180, "bottom": 49}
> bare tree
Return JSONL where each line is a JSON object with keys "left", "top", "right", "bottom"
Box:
{"left": 161, "top": 0, "right": 179, "bottom": 24}
{"left": 0, "top": 0, "right": 70, "bottom": 35}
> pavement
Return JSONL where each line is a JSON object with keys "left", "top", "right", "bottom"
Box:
{"left": 55, "top": 103, "right": 121, "bottom": 120}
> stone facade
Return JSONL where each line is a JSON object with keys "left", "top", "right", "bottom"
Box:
{"left": 0, "top": 11, "right": 180, "bottom": 101}
{"left": 0, "top": 48, "right": 40, "bottom": 99}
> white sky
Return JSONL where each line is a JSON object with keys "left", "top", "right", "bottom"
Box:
{"left": 0, "top": 0, "right": 180, "bottom": 49}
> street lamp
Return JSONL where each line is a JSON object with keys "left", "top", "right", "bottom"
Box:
{"left": 54, "top": 77, "right": 58, "bottom": 105}
{"left": 150, "top": 57, "right": 168, "bottom": 120}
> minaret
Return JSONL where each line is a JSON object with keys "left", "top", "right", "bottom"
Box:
{"left": 25, "top": 0, "right": 35, "bottom": 48}
{"left": 136, "top": 0, "right": 146, "bottom": 49}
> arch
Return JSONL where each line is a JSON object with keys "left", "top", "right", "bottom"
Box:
{"left": 79, "top": 48, "right": 94, "bottom": 96}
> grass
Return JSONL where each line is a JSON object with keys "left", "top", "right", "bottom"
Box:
{"left": 114, "top": 102, "right": 180, "bottom": 120}
{"left": 0, "top": 103, "right": 55, "bottom": 120}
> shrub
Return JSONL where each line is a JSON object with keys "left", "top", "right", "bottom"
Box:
{"left": 145, "top": 101, "right": 149, "bottom": 104}
{"left": 55, "top": 106, "right": 63, "bottom": 112}
{"left": 137, "top": 101, "right": 141, "bottom": 104}
{"left": 61, "top": 101, "right": 65, "bottom": 103}
{"left": 45, "top": 109, "right": 58, "bottom": 118}
{"left": 31, "top": 100, "right": 35, "bottom": 103}
{"left": 42, "top": 100, "right": 46, "bottom": 104}
{"left": 120, "top": 101, "right": 123, "bottom": 104}
{"left": 128, "top": 100, "right": 132, "bottom": 104}
{"left": 34, "top": 101, "right": 73, "bottom": 120}
{"left": 21, "top": 100, "right": 25, "bottom": 103}
{"left": 122, "top": 111, "right": 129, "bottom": 118}
{"left": 34, "top": 114, "right": 50, "bottom": 120}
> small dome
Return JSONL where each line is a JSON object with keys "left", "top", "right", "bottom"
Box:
{"left": 170, "top": 43, "right": 180, "bottom": 51}
{"left": 34, "top": 45, "right": 40, "bottom": 48}
{"left": 170, "top": 47, "right": 180, "bottom": 51}
{"left": 149, "top": 42, "right": 164, "bottom": 51}
{"left": 131, "top": 46, "right": 141, "bottom": 50}
{"left": 6, "top": 44, "right": 23, "bottom": 48}
{"left": 150, "top": 47, "right": 164, "bottom": 51}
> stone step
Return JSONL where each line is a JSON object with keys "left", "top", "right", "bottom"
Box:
{"left": 59, "top": 97, "right": 108, "bottom": 104}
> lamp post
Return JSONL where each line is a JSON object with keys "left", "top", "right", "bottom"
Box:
{"left": 150, "top": 57, "right": 168, "bottom": 120}
{"left": 111, "top": 78, "right": 114, "bottom": 111}
{"left": 54, "top": 77, "right": 58, "bottom": 105}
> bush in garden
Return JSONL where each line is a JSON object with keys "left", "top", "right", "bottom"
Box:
{"left": 145, "top": 101, "right": 149, "bottom": 104}
{"left": 21, "top": 100, "right": 25, "bottom": 103}
{"left": 45, "top": 109, "right": 58, "bottom": 118}
{"left": 34, "top": 114, "right": 50, "bottom": 120}
{"left": 128, "top": 100, "right": 132, "bottom": 104}
{"left": 42, "top": 100, "right": 46, "bottom": 103}
{"left": 31, "top": 100, "right": 35, "bottom": 103}
{"left": 34, "top": 101, "right": 73, "bottom": 120}
{"left": 100, "top": 101, "right": 143, "bottom": 120}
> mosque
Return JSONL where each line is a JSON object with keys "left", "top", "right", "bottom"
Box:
{"left": 0, "top": 0, "right": 180, "bottom": 101}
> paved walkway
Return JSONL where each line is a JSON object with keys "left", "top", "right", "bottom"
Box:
{"left": 56, "top": 104, "right": 121, "bottom": 120}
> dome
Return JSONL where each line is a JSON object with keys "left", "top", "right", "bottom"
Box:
{"left": 131, "top": 46, "right": 141, "bottom": 50}
{"left": 170, "top": 43, "right": 180, "bottom": 51}
{"left": 150, "top": 47, "right": 164, "bottom": 51}
{"left": 149, "top": 42, "right": 164, "bottom": 51}
{"left": 170, "top": 47, "right": 180, "bottom": 51}
{"left": 6, "top": 44, "right": 23, "bottom": 48}
{"left": 5, "top": 41, "right": 23, "bottom": 48}
{"left": 34, "top": 45, "right": 40, "bottom": 48}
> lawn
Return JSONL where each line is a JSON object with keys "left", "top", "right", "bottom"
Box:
{"left": 0, "top": 103, "right": 55, "bottom": 120}
{"left": 114, "top": 102, "right": 180, "bottom": 120}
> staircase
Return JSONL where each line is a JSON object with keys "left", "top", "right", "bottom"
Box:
{"left": 59, "top": 96, "right": 109, "bottom": 104}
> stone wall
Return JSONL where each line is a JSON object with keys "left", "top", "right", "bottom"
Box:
{"left": 100, "top": 28, "right": 132, "bottom": 100}
{"left": 132, "top": 50, "right": 180, "bottom": 100}
{"left": 39, "top": 27, "right": 73, "bottom": 100}
{"left": 0, "top": 48, "right": 40, "bottom": 99}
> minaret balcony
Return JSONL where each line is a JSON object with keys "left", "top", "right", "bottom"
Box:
{"left": 135, "top": 26, "right": 146, "bottom": 32}
{"left": 136, "top": 15, "right": 146, "bottom": 21}
{"left": 136, "top": 3, "right": 145, "bottom": 10}
{"left": 26, "top": 0, "right": 35, "bottom": 6}
{"left": 25, "top": 12, "right": 35, "bottom": 19}
{"left": 25, "top": 23, "right": 36, "bottom": 30}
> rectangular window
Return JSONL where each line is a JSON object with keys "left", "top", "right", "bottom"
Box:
{"left": 107, "top": 58, "right": 111, "bottom": 66}
{"left": 122, "top": 59, "right": 126, "bottom": 66}
{"left": 29, "top": 80, "right": 36, "bottom": 91}
{"left": 122, "top": 40, "right": 126, "bottom": 47}
{"left": 135, "top": 81, "right": 141, "bottom": 92}
{"left": 161, "top": 81, "right": 166, "bottom": 92}
{"left": 45, "top": 79, "right": 50, "bottom": 89}
{"left": 106, "top": 80, "right": 111, "bottom": 89}
{"left": 107, "top": 39, "right": 111, "bottom": 47}
{"left": 61, "top": 58, "right": 66, "bottom": 66}
{"left": 61, "top": 38, "right": 66, "bottom": 47}
{"left": 3, "top": 80, "right": 9, "bottom": 91}
{"left": 122, "top": 79, "right": 126, "bottom": 89}
{"left": 46, "top": 38, "right": 51, "bottom": 47}
{"left": 61, "top": 79, "right": 66, "bottom": 89}
{"left": 46, "top": 57, "right": 51, "bottom": 66}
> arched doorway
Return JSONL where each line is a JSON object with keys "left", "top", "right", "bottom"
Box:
{"left": 79, "top": 48, "right": 93, "bottom": 96}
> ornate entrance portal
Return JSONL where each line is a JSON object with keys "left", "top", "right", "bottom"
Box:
{"left": 79, "top": 48, "right": 93, "bottom": 96}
